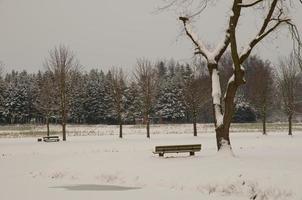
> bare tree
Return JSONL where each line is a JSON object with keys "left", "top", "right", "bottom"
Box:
{"left": 182, "top": 63, "right": 211, "bottom": 136}
{"left": 134, "top": 58, "right": 157, "bottom": 138}
{"left": 108, "top": 68, "right": 127, "bottom": 138}
{"left": 277, "top": 54, "right": 301, "bottom": 136}
{"left": 36, "top": 71, "right": 59, "bottom": 136}
{"left": 244, "top": 56, "right": 275, "bottom": 135}
{"left": 45, "top": 45, "right": 79, "bottom": 141}
{"left": 170, "top": 0, "right": 301, "bottom": 151}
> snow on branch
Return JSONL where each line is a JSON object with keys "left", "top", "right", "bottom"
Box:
{"left": 211, "top": 68, "right": 224, "bottom": 127}
{"left": 179, "top": 17, "right": 211, "bottom": 61}
{"left": 229, "top": 0, "right": 242, "bottom": 68}
{"left": 211, "top": 69, "right": 222, "bottom": 105}
{"left": 179, "top": 15, "right": 231, "bottom": 63}
{"left": 179, "top": 1, "right": 243, "bottom": 65}
{"left": 212, "top": 0, "right": 244, "bottom": 63}
{"left": 213, "top": 31, "right": 231, "bottom": 63}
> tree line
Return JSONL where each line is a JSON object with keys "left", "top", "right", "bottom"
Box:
{"left": 0, "top": 46, "right": 301, "bottom": 139}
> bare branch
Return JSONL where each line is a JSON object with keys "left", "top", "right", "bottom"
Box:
{"left": 240, "top": 18, "right": 291, "bottom": 63}
{"left": 158, "top": 0, "right": 210, "bottom": 18}
{"left": 258, "top": 0, "right": 278, "bottom": 35}
{"left": 213, "top": 0, "right": 242, "bottom": 62}
{"left": 239, "top": 0, "right": 264, "bottom": 8}
{"left": 229, "top": 0, "right": 243, "bottom": 69}
{"left": 286, "top": 21, "right": 302, "bottom": 70}
{"left": 238, "top": 0, "right": 296, "bottom": 64}
{"left": 157, "top": 0, "right": 178, "bottom": 11}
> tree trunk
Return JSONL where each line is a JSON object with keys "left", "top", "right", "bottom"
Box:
{"left": 209, "top": 63, "right": 234, "bottom": 151}
{"left": 262, "top": 112, "right": 267, "bottom": 135}
{"left": 46, "top": 116, "right": 50, "bottom": 137}
{"left": 210, "top": 62, "right": 244, "bottom": 151}
{"left": 62, "top": 122, "right": 66, "bottom": 141}
{"left": 61, "top": 71, "right": 67, "bottom": 141}
{"left": 193, "top": 112, "right": 197, "bottom": 137}
{"left": 62, "top": 108, "right": 67, "bottom": 141}
{"left": 215, "top": 126, "right": 231, "bottom": 150}
{"left": 288, "top": 114, "right": 293, "bottom": 136}
{"left": 193, "top": 122, "right": 197, "bottom": 137}
{"left": 146, "top": 117, "right": 150, "bottom": 138}
{"left": 119, "top": 121, "right": 123, "bottom": 138}
{"left": 193, "top": 108, "right": 197, "bottom": 137}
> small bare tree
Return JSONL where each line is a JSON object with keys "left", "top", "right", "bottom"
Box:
{"left": 244, "top": 56, "right": 275, "bottom": 135}
{"left": 277, "top": 54, "right": 301, "bottom": 136}
{"left": 36, "top": 71, "right": 59, "bottom": 136}
{"left": 182, "top": 64, "right": 211, "bottom": 136}
{"left": 108, "top": 68, "right": 127, "bottom": 138}
{"left": 45, "top": 45, "right": 79, "bottom": 141}
{"left": 134, "top": 58, "right": 157, "bottom": 138}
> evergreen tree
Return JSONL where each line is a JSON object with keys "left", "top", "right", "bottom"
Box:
{"left": 124, "top": 82, "right": 141, "bottom": 123}
{"left": 233, "top": 94, "right": 257, "bottom": 123}
{"left": 69, "top": 70, "right": 86, "bottom": 123}
{"left": 155, "top": 71, "right": 186, "bottom": 122}
{"left": 104, "top": 71, "right": 116, "bottom": 124}
{"left": 3, "top": 71, "right": 35, "bottom": 123}
{"left": 0, "top": 70, "right": 6, "bottom": 123}
{"left": 83, "top": 70, "right": 107, "bottom": 124}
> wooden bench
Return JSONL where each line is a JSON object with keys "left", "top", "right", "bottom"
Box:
{"left": 42, "top": 136, "right": 60, "bottom": 142}
{"left": 153, "top": 144, "right": 201, "bottom": 157}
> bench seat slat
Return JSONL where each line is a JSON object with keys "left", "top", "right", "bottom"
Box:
{"left": 154, "top": 149, "right": 199, "bottom": 154}
{"left": 156, "top": 144, "right": 201, "bottom": 148}
{"left": 43, "top": 136, "right": 60, "bottom": 142}
{"left": 154, "top": 144, "right": 201, "bottom": 156}
{"left": 43, "top": 136, "right": 59, "bottom": 139}
{"left": 156, "top": 146, "right": 201, "bottom": 149}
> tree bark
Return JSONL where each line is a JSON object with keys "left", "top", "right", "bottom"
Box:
{"left": 288, "top": 113, "right": 293, "bottom": 136}
{"left": 62, "top": 114, "right": 67, "bottom": 141}
{"left": 215, "top": 126, "right": 231, "bottom": 150}
{"left": 193, "top": 112, "right": 197, "bottom": 136}
{"left": 46, "top": 116, "right": 50, "bottom": 137}
{"left": 119, "top": 121, "right": 123, "bottom": 138}
{"left": 62, "top": 122, "right": 66, "bottom": 141}
{"left": 193, "top": 121, "right": 197, "bottom": 137}
{"left": 61, "top": 73, "right": 67, "bottom": 141}
{"left": 146, "top": 117, "right": 150, "bottom": 138}
{"left": 208, "top": 63, "right": 235, "bottom": 151}
{"left": 262, "top": 112, "right": 267, "bottom": 135}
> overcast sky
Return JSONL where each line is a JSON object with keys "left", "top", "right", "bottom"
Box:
{"left": 0, "top": 0, "right": 301, "bottom": 73}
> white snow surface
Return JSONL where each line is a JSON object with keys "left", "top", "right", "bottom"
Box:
{"left": 1, "top": 124, "right": 302, "bottom": 200}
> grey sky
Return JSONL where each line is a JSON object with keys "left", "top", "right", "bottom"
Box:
{"left": 0, "top": 0, "right": 301, "bottom": 73}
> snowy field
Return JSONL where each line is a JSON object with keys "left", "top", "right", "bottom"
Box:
{"left": 0, "top": 124, "right": 302, "bottom": 200}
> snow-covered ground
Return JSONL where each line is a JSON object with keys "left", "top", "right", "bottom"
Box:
{"left": 0, "top": 124, "right": 302, "bottom": 200}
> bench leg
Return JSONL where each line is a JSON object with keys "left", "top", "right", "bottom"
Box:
{"left": 159, "top": 153, "right": 164, "bottom": 157}
{"left": 190, "top": 152, "right": 195, "bottom": 156}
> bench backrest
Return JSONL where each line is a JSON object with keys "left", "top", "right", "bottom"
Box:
{"left": 43, "top": 136, "right": 59, "bottom": 139}
{"left": 155, "top": 144, "right": 201, "bottom": 152}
